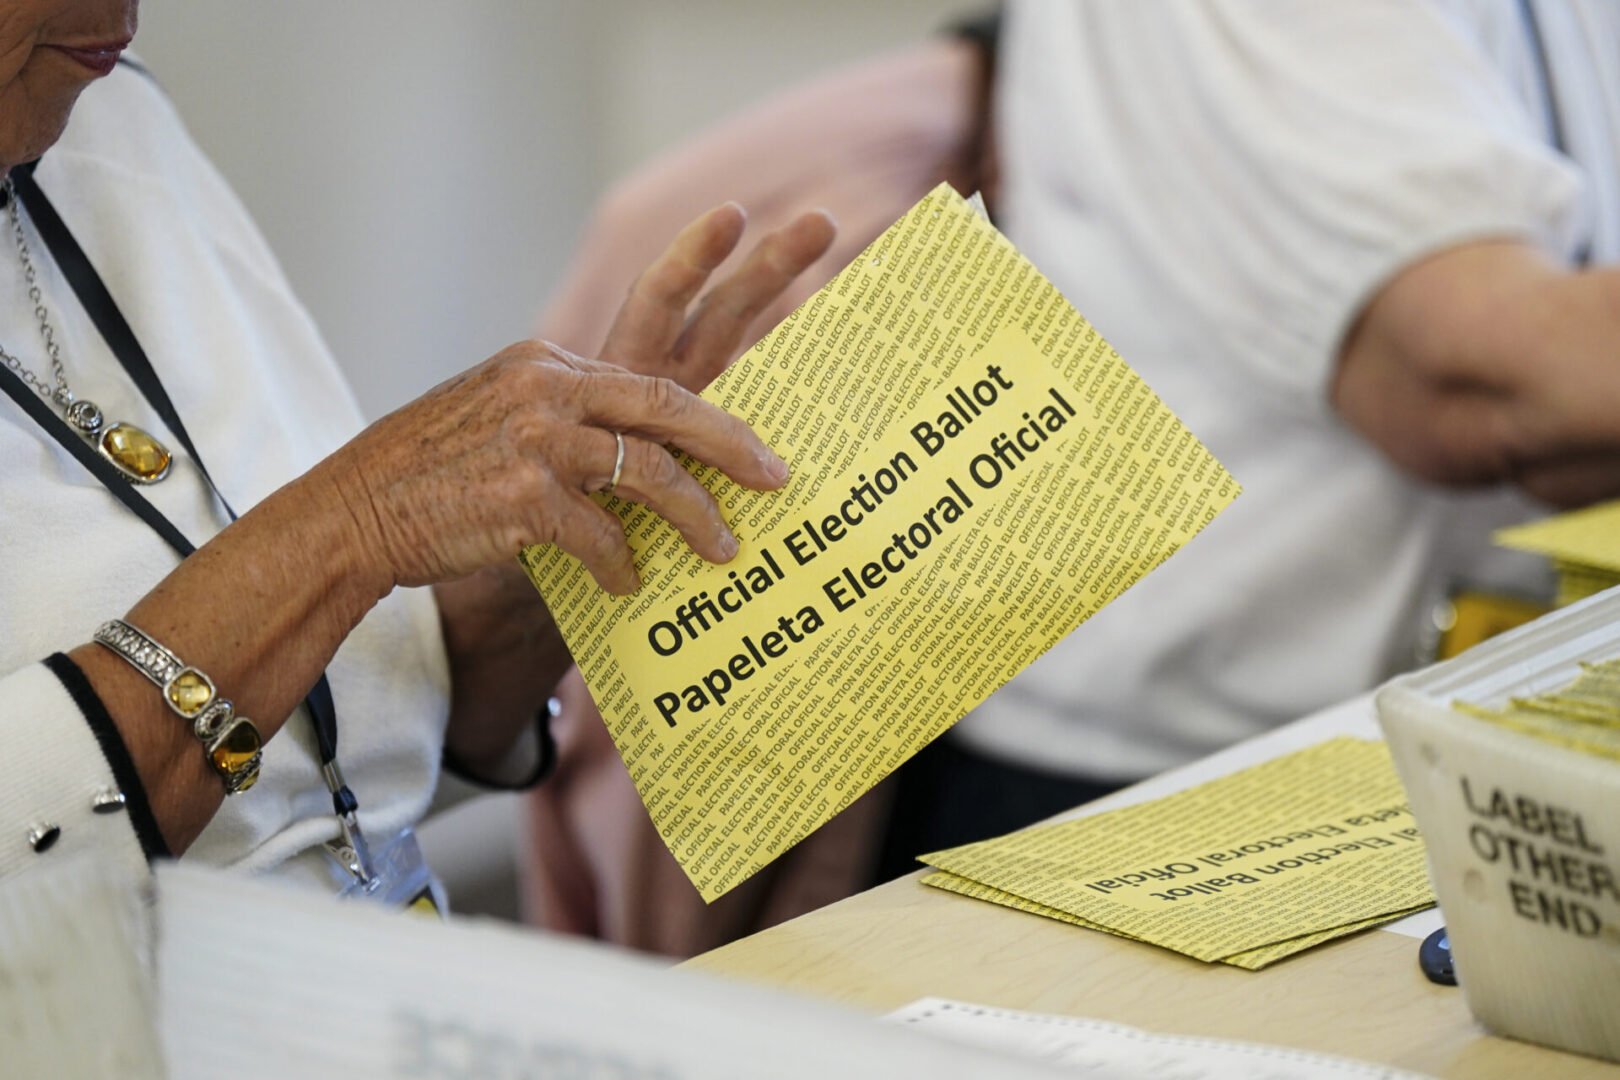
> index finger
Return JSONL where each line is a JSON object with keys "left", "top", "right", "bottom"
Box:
{"left": 576, "top": 370, "right": 789, "bottom": 492}
{"left": 671, "top": 209, "right": 837, "bottom": 384}
{"left": 599, "top": 203, "right": 748, "bottom": 376}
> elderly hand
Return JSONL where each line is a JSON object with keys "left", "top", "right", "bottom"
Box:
{"left": 327, "top": 204, "right": 834, "bottom": 601}
{"left": 322, "top": 341, "right": 787, "bottom": 599}
{"left": 421, "top": 204, "right": 837, "bottom": 775}
{"left": 424, "top": 202, "right": 835, "bottom": 773}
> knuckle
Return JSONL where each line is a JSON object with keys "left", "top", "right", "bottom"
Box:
{"left": 587, "top": 508, "right": 628, "bottom": 557}
{"left": 502, "top": 407, "right": 554, "bottom": 451}
{"left": 633, "top": 437, "right": 673, "bottom": 477}
{"left": 645, "top": 375, "right": 687, "bottom": 415}
{"left": 760, "top": 229, "right": 793, "bottom": 267}
{"left": 643, "top": 267, "right": 681, "bottom": 305}
{"left": 499, "top": 521, "right": 536, "bottom": 555}
{"left": 492, "top": 341, "right": 588, "bottom": 394}
{"left": 628, "top": 267, "right": 671, "bottom": 308}
{"left": 485, "top": 341, "right": 531, "bottom": 368}
{"left": 495, "top": 462, "right": 552, "bottom": 512}
{"left": 545, "top": 342, "right": 596, "bottom": 375}
{"left": 520, "top": 479, "right": 574, "bottom": 546}
{"left": 496, "top": 340, "right": 554, "bottom": 377}
{"left": 490, "top": 352, "right": 544, "bottom": 395}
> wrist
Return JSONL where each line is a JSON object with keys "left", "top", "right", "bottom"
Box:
{"left": 273, "top": 461, "right": 399, "bottom": 615}
{"left": 437, "top": 564, "right": 572, "bottom": 764}
{"left": 121, "top": 472, "right": 389, "bottom": 721}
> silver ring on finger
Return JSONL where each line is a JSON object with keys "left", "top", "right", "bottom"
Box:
{"left": 603, "top": 430, "right": 627, "bottom": 494}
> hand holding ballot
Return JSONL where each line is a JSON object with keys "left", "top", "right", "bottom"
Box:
{"left": 522, "top": 186, "right": 1238, "bottom": 900}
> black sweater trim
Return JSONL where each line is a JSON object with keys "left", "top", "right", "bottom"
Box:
{"left": 44, "top": 652, "right": 171, "bottom": 861}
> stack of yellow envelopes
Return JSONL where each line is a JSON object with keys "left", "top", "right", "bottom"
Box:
{"left": 1455, "top": 656, "right": 1620, "bottom": 763}
{"left": 919, "top": 738, "right": 1435, "bottom": 970}
{"left": 1496, "top": 500, "right": 1620, "bottom": 607}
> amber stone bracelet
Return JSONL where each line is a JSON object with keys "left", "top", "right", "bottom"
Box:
{"left": 92, "top": 620, "right": 262, "bottom": 795}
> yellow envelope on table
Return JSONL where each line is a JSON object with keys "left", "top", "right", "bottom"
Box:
{"left": 521, "top": 185, "right": 1238, "bottom": 901}
{"left": 919, "top": 868, "right": 1430, "bottom": 970}
{"left": 920, "top": 738, "right": 1434, "bottom": 963}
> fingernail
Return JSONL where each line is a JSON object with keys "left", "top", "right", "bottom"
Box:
{"left": 762, "top": 449, "right": 789, "bottom": 484}
{"left": 718, "top": 530, "right": 740, "bottom": 560}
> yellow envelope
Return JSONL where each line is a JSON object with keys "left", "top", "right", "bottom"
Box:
{"left": 920, "top": 870, "right": 1428, "bottom": 970}
{"left": 920, "top": 739, "right": 1433, "bottom": 962}
{"left": 1495, "top": 500, "right": 1620, "bottom": 576}
{"left": 521, "top": 185, "right": 1238, "bottom": 900}
{"left": 1457, "top": 656, "right": 1620, "bottom": 760}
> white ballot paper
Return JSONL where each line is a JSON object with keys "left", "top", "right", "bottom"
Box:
{"left": 0, "top": 855, "right": 164, "bottom": 1079}
{"left": 884, "top": 999, "right": 1433, "bottom": 1080}
{"left": 155, "top": 864, "right": 1071, "bottom": 1080}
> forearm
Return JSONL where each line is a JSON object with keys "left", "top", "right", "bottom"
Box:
{"left": 434, "top": 563, "right": 572, "bottom": 776}
{"left": 68, "top": 466, "right": 386, "bottom": 853}
{"left": 1333, "top": 241, "right": 1620, "bottom": 504}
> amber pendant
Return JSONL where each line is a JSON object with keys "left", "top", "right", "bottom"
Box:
{"left": 64, "top": 398, "right": 171, "bottom": 484}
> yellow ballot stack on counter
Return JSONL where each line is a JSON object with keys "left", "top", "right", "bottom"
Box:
{"left": 918, "top": 738, "right": 1435, "bottom": 969}
{"left": 521, "top": 185, "right": 1238, "bottom": 900}
{"left": 1456, "top": 655, "right": 1620, "bottom": 761}
{"left": 1495, "top": 498, "right": 1620, "bottom": 607}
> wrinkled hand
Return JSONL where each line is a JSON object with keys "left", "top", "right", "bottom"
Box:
{"left": 423, "top": 206, "right": 833, "bottom": 766}
{"left": 599, "top": 202, "right": 837, "bottom": 392}
{"left": 326, "top": 205, "right": 835, "bottom": 600}
{"left": 323, "top": 342, "right": 787, "bottom": 596}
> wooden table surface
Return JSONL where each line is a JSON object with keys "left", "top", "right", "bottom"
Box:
{"left": 686, "top": 696, "right": 1620, "bottom": 1080}
{"left": 687, "top": 866, "right": 1618, "bottom": 1078}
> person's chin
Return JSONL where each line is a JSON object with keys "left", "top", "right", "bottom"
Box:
{"left": 0, "top": 84, "right": 84, "bottom": 172}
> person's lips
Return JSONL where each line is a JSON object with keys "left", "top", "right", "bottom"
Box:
{"left": 47, "top": 40, "right": 131, "bottom": 77}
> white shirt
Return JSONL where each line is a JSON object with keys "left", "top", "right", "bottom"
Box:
{"left": 0, "top": 63, "right": 451, "bottom": 889}
{"left": 955, "top": 0, "right": 1620, "bottom": 779}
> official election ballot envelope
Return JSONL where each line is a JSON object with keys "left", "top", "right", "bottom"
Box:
{"left": 521, "top": 185, "right": 1239, "bottom": 900}
{"left": 918, "top": 738, "right": 1435, "bottom": 970}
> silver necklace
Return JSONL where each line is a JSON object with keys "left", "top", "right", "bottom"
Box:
{"left": 2, "top": 176, "right": 171, "bottom": 483}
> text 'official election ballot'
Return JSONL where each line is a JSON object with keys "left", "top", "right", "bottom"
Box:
{"left": 521, "top": 185, "right": 1239, "bottom": 901}
{"left": 921, "top": 739, "right": 1435, "bottom": 967}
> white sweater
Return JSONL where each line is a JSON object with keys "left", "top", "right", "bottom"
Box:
{"left": 0, "top": 63, "right": 451, "bottom": 891}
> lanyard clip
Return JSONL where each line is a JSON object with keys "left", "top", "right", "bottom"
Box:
{"left": 324, "top": 811, "right": 379, "bottom": 891}
{"left": 337, "top": 810, "right": 379, "bottom": 890}
{"left": 321, "top": 761, "right": 378, "bottom": 889}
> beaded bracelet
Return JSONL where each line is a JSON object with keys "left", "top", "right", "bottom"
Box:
{"left": 92, "top": 619, "right": 262, "bottom": 795}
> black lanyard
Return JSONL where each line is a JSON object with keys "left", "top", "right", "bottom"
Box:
{"left": 0, "top": 162, "right": 362, "bottom": 824}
